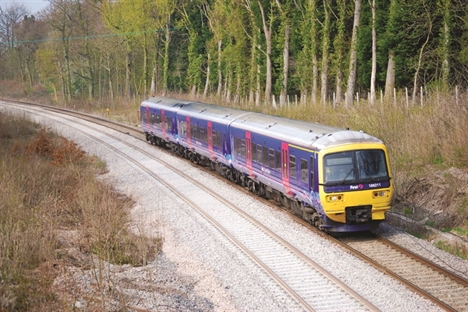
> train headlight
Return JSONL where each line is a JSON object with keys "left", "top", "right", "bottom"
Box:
{"left": 326, "top": 194, "right": 344, "bottom": 202}
{"left": 373, "top": 190, "right": 390, "bottom": 198}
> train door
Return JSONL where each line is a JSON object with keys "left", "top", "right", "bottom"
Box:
{"left": 245, "top": 132, "right": 253, "bottom": 176}
{"left": 281, "top": 142, "right": 292, "bottom": 194}
{"left": 208, "top": 121, "right": 213, "bottom": 159}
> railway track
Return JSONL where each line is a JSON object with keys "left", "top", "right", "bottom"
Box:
{"left": 336, "top": 233, "right": 468, "bottom": 312}
{"left": 1, "top": 100, "right": 379, "bottom": 311}
{"left": 3, "top": 99, "right": 468, "bottom": 311}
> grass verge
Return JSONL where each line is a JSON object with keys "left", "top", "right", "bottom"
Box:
{"left": 0, "top": 112, "right": 160, "bottom": 311}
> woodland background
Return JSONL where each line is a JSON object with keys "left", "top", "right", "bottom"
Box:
{"left": 1, "top": 0, "right": 468, "bottom": 107}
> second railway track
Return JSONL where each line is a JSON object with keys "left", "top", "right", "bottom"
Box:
{"left": 336, "top": 233, "right": 468, "bottom": 311}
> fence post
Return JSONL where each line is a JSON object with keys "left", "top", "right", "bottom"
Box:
{"left": 420, "top": 86, "right": 424, "bottom": 107}
{"left": 405, "top": 87, "right": 409, "bottom": 109}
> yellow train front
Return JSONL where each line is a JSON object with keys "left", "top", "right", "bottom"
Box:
{"left": 313, "top": 134, "right": 394, "bottom": 232}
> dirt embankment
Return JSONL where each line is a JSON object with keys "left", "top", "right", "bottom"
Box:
{"left": 391, "top": 166, "right": 468, "bottom": 235}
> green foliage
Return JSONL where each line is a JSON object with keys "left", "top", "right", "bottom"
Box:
{"left": 453, "top": 225, "right": 468, "bottom": 238}
{"left": 2, "top": 0, "right": 468, "bottom": 103}
{"left": 434, "top": 241, "right": 467, "bottom": 260}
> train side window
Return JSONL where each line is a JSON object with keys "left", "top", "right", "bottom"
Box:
{"left": 240, "top": 139, "right": 246, "bottom": 157}
{"left": 155, "top": 114, "right": 161, "bottom": 124}
{"left": 252, "top": 143, "right": 257, "bottom": 162}
{"left": 263, "top": 146, "right": 268, "bottom": 166}
{"left": 275, "top": 150, "right": 281, "bottom": 171}
{"left": 217, "top": 132, "right": 222, "bottom": 148}
{"left": 268, "top": 148, "right": 275, "bottom": 169}
{"left": 301, "top": 158, "right": 308, "bottom": 182}
{"left": 213, "top": 131, "right": 220, "bottom": 148}
{"left": 200, "top": 127, "right": 206, "bottom": 142}
{"left": 257, "top": 144, "right": 263, "bottom": 163}
{"left": 212, "top": 131, "right": 217, "bottom": 147}
{"left": 167, "top": 117, "right": 173, "bottom": 131}
{"left": 235, "top": 137, "right": 240, "bottom": 156}
{"left": 190, "top": 124, "right": 196, "bottom": 138}
{"left": 290, "top": 155, "right": 297, "bottom": 179}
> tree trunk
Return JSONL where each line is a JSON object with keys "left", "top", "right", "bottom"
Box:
{"left": 203, "top": 52, "right": 211, "bottom": 98}
{"left": 345, "top": 0, "right": 362, "bottom": 108}
{"left": 412, "top": 12, "right": 432, "bottom": 104}
{"left": 309, "top": 0, "right": 318, "bottom": 105}
{"left": 334, "top": 0, "right": 346, "bottom": 104}
{"left": 150, "top": 34, "right": 161, "bottom": 96}
{"left": 369, "top": 0, "right": 376, "bottom": 105}
{"left": 281, "top": 23, "right": 290, "bottom": 107}
{"left": 162, "top": 16, "right": 171, "bottom": 97}
{"left": 320, "top": 0, "right": 330, "bottom": 105}
{"left": 441, "top": 0, "right": 450, "bottom": 89}
{"left": 125, "top": 41, "right": 132, "bottom": 98}
{"left": 384, "top": 50, "right": 395, "bottom": 99}
{"left": 217, "top": 39, "right": 223, "bottom": 97}
{"left": 258, "top": 0, "right": 272, "bottom": 106}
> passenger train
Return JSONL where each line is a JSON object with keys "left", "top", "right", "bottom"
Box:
{"left": 140, "top": 96, "right": 394, "bottom": 232}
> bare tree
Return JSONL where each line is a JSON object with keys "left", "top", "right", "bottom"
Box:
{"left": 345, "top": 0, "right": 362, "bottom": 107}
{"left": 369, "top": 0, "right": 376, "bottom": 105}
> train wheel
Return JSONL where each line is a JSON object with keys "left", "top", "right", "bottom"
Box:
{"left": 280, "top": 195, "right": 290, "bottom": 209}
{"left": 311, "top": 212, "right": 321, "bottom": 228}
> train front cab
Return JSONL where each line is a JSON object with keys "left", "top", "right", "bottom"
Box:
{"left": 316, "top": 143, "right": 394, "bottom": 232}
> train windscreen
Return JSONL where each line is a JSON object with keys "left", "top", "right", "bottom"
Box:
{"left": 323, "top": 150, "right": 389, "bottom": 185}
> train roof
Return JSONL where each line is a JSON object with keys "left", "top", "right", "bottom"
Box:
{"left": 177, "top": 101, "right": 249, "bottom": 125}
{"left": 141, "top": 97, "right": 383, "bottom": 150}
{"left": 141, "top": 96, "right": 191, "bottom": 110}
{"left": 230, "top": 111, "right": 383, "bottom": 150}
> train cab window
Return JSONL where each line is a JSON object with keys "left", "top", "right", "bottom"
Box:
{"left": 301, "top": 158, "right": 308, "bottom": 182}
{"left": 290, "top": 155, "right": 297, "bottom": 179}
{"left": 275, "top": 150, "right": 281, "bottom": 171}
{"left": 263, "top": 146, "right": 268, "bottom": 166}
{"left": 268, "top": 148, "right": 275, "bottom": 169}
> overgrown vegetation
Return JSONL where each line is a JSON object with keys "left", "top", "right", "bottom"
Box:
{"left": 0, "top": 113, "right": 160, "bottom": 311}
